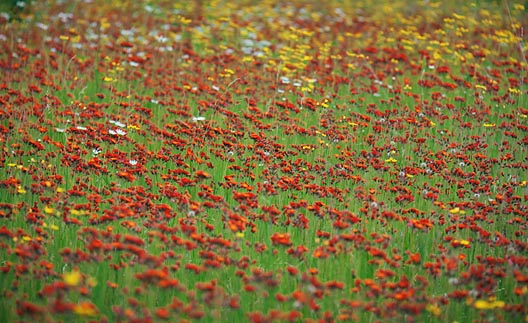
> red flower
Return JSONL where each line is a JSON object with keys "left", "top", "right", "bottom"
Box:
{"left": 185, "top": 263, "right": 205, "bottom": 274}
{"left": 123, "top": 234, "right": 145, "bottom": 246}
{"left": 326, "top": 280, "right": 344, "bottom": 290}
{"left": 135, "top": 268, "right": 168, "bottom": 283}
{"left": 16, "top": 301, "right": 45, "bottom": 317}
{"left": 292, "top": 290, "right": 307, "bottom": 304}
{"left": 244, "top": 284, "right": 257, "bottom": 292}
{"left": 286, "top": 266, "right": 299, "bottom": 276}
{"left": 117, "top": 171, "right": 135, "bottom": 181}
{"left": 275, "top": 293, "right": 290, "bottom": 302}
{"left": 405, "top": 252, "right": 421, "bottom": 264}
{"left": 271, "top": 233, "right": 292, "bottom": 246}
{"left": 155, "top": 307, "right": 170, "bottom": 319}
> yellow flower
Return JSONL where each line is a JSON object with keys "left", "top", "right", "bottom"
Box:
{"left": 474, "top": 298, "right": 505, "bottom": 310}
{"left": 87, "top": 276, "right": 97, "bottom": 287}
{"left": 64, "top": 269, "right": 82, "bottom": 287}
{"left": 71, "top": 35, "right": 81, "bottom": 43}
{"left": 426, "top": 304, "right": 441, "bottom": 316}
{"left": 100, "top": 19, "right": 110, "bottom": 30}
{"left": 453, "top": 239, "right": 470, "bottom": 246}
{"left": 178, "top": 16, "right": 192, "bottom": 25}
{"left": 71, "top": 209, "right": 88, "bottom": 216}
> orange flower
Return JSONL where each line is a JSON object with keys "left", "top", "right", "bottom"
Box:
{"left": 73, "top": 302, "right": 98, "bottom": 316}
{"left": 270, "top": 233, "right": 292, "bottom": 246}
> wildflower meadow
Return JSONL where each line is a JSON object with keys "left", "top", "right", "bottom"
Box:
{"left": 0, "top": 0, "right": 527, "bottom": 322}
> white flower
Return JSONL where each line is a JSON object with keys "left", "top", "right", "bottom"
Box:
{"left": 121, "top": 29, "right": 135, "bottom": 36}
{"left": 36, "top": 23, "right": 48, "bottom": 30}
{"left": 57, "top": 12, "right": 73, "bottom": 23}
{"left": 109, "top": 120, "right": 126, "bottom": 128}
{"left": 115, "top": 129, "right": 127, "bottom": 136}
{"left": 156, "top": 35, "right": 168, "bottom": 43}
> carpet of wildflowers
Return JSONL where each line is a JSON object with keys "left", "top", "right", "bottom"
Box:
{"left": 0, "top": 1, "right": 527, "bottom": 322}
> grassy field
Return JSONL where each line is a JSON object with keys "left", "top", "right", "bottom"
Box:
{"left": 0, "top": 0, "right": 527, "bottom": 322}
